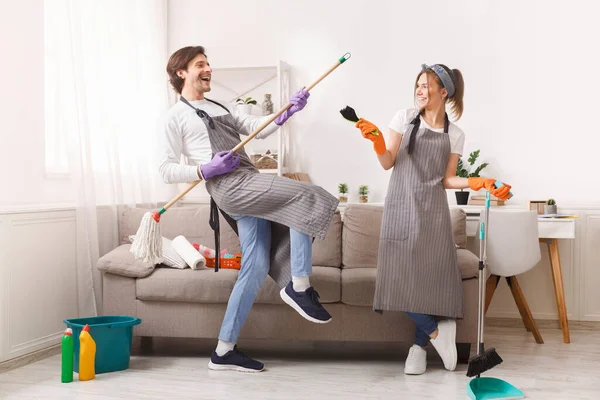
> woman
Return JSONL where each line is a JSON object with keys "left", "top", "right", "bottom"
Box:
{"left": 355, "top": 64, "right": 511, "bottom": 375}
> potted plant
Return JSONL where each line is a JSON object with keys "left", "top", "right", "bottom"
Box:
{"left": 455, "top": 149, "right": 489, "bottom": 205}
{"left": 545, "top": 198, "right": 557, "bottom": 215}
{"left": 358, "top": 185, "right": 369, "bottom": 203}
{"left": 338, "top": 183, "right": 348, "bottom": 203}
{"left": 236, "top": 97, "right": 257, "bottom": 115}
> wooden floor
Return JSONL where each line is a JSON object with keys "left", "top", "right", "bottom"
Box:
{"left": 1, "top": 322, "right": 599, "bottom": 399}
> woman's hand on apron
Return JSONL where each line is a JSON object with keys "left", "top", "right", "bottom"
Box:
{"left": 275, "top": 88, "right": 310, "bottom": 125}
{"left": 199, "top": 151, "right": 241, "bottom": 180}
{"left": 468, "top": 177, "right": 512, "bottom": 200}
{"left": 356, "top": 118, "right": 386, "bottom": 155}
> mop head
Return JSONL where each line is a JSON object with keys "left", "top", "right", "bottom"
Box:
{"left": 340, "top": 105, "right": 379, "bottom": 135}
{"left": 130, "top": 211, "right": 163, "bottom": 268}
{"left": 467, "top": 347, "right": 503, "bottom": 377}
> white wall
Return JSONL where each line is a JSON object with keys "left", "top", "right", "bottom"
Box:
{"left": 168, "top": 0, "right": 600, "bottom": 205}
{"left": 0, "top": 0, "right": 74, "bottom": 209}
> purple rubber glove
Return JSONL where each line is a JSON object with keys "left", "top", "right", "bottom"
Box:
{"left": 199, "top": 151, "right": 240, "bottom": 180}
{"left": 275, "top": 88, "right": 310, "bottom": 125}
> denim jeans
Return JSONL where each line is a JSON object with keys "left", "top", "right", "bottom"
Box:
{"left": 406, "top": 312, "right": 438, "bottom": 347}
{"left": 218, "top": 214, "right": 312, "bottom": 343}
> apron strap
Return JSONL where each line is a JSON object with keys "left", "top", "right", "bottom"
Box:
{"left": 205, "top": 98, "right": 231, "bottom": 114}
{"left": 407, "top": 111, "right": 449, "bottom": 155}
{"left": 209, "top": 198, "right": 221, "bottom": 272}
{"left": 179, "top": 95, "right": 217, "bottom": 128}
{"left": 209, "top": 198, "right": 239, "bottom": 272}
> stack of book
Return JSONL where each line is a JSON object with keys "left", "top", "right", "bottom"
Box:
{"left": 468, "top": 195, "right": 505, "bottom": 206}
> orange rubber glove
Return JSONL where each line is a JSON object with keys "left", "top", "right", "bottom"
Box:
{"left": 356, "top": 118, "right": 386, "bottom": 155}
{"left": 468, "top": 177, "right": 512, "bottom": 200}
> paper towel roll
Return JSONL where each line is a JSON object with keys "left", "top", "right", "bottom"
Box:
{"left": 171, "top": 235, "right": 206, "bottom": 270}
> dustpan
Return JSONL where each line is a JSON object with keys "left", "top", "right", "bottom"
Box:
{"left": 467, "top": 187, "right": 524, "bottom": 400}
{"left": 467, "top": 377, "right": 524, "bottom": 400}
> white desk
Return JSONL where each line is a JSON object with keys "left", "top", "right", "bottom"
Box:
{"left": 452, "top": 204, "right": 575, "bottom": 343}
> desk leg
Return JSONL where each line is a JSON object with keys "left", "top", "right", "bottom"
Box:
{"left": 546, "top": 238, "right": 571, "bottom": 344}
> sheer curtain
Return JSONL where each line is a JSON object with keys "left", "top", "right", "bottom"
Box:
{"left": 44, "top": 0, "right": 175, "bottom": 316}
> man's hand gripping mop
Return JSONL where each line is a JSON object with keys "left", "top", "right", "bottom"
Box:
{"left": 130, "top": 52, "right": 352, "bottom": 270}
{"left": 467, "top": 183, "right": 524, "bottom": 400}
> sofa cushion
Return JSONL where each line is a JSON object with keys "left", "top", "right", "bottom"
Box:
{"left": 341, "top": 251, "right": 478, "bottom": 306}
{"left": 342, "top": 205, "right": 383, "bottom": 269}
{"left": 450, "top": 208, "right": 467, "bottom": 249}
{"left": 96, "top": 244, "right": 155, "bottom": 278}
{"left": 341, "top": 268, "right": 376, "bottom": 306}
{"left": 312, "top": 211, "right": 342, "bottom": 267}
{"left": 342, "top": 205, "right": 468, "bottom": 268}
{"left": 135, "top": 266, "right": 340, "bottom": 304}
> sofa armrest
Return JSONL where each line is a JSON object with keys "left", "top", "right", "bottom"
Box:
{"left": 102, "top": 272, "right": 137, "bottom": 317}
{"left": 96, "top": 244, "right": 155, "bottom": 278}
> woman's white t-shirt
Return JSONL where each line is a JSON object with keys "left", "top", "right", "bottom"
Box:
{"left": 388, "top": 108, "right": 465, "bottom": 156}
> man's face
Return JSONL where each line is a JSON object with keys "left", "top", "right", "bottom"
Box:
{"left": 179, "top": 53, "right": 212, "bottom": 94}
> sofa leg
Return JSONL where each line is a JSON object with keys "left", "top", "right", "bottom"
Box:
{"left": 140, "top": 336, "right": 153, "bottom": 351}
{"left": 456, "top": 343, "right": 471, "bottom": 364}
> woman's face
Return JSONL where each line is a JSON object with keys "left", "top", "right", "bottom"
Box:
{"left": 415, "top": 72, "right": 447, "bottom": 111}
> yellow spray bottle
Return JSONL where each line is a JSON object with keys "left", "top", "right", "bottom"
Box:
{"left": 78, "top": 324, "right": 96, "bottom": 381}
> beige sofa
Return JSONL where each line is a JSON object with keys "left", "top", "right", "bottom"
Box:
{"left": 97, "top": 203, "right": 479, "bottom": 363}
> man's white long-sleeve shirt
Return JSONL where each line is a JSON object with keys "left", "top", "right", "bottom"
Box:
{"left": 157, "top": 98, "right": 280, "bottom": 184}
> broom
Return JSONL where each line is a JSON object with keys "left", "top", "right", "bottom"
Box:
{"left": 130, "top": 52, "right": 352, "bottom": 267}
{"left": 466, "top": 189, "right": 504, "bottom": 378}
{"left": 339, "top": 105, "right": 380, "bottom": 135}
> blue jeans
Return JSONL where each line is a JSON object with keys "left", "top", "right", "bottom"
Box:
{"left": 218, "top": 215, "right": 312, "bottom": 343}
{"left": 406, "top": 312, "right": 438, "bottom": 347}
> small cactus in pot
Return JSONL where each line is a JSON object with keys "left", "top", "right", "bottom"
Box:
{"left": 545, "top": 198, "right": 557, "bottom": 215}
{"left": 358, "top": 185, "right": 369, "bottom": 203}
{"left": 338, "top": 183, "right": 348, "bottom": 203}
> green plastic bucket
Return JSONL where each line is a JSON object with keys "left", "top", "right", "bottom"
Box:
{"left": 64, "top": 315, "right": 141, "bottom": 374}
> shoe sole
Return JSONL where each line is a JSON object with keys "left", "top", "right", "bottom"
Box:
{"left": 404, "top": 367, "right": 426, "bottom": 375}
{"left": 279, "top": 288, "right": 331, "bottom": 324}
{"left": 208, "top": 361, "right": 264, "bottom": 373}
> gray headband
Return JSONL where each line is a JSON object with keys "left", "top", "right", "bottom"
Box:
{"left": 421, "top": 64, "right": 455, "bottom": 98}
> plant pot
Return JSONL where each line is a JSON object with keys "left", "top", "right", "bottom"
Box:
{"left": 544, "top": 204, "right": 557, "bottom": 215}
{"left": 359, "top": 195, "right": 368, "bottom": 203}
{"left": 237, "top": 104, "right": 252, "bottom": 115}
{"left": 338, "top": 194, "right": 348, "bottom": 203}
{"left": 455, "top": 190, "right": 470, "bottom": 205}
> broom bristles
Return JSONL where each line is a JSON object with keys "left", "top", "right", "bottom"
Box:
{"left": 466, "top": 347, "right": 503, "bottom": 377}
{"left": 130, "top": 211, "right": 163, "bottom": 268}
{"left": 340, "top": 105, "right": 359, "bottom": 122}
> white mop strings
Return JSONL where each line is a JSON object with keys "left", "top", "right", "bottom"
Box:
{"left": 130, "top": 212, "right": 163, "bottom": 268}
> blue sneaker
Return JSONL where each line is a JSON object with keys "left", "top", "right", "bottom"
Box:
{"left": 280, "top": 281, "right": 332, "bottom": 324}
{"left": 208, "top": 346, "right": 264, "bottom": 372}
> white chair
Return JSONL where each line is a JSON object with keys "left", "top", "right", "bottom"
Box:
{"left": 479, "top": 209, "right": 544, "bottom": 343}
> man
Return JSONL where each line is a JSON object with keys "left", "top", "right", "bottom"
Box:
{"left": 158, "top": 46, "right": 339, "bottom": 372}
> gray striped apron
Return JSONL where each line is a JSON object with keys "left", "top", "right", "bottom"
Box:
{"left": 181, "top": 98, "right": 339, "bottom": 287}
{"left": 373, "top": 115, "right": 464, "bottom": 319}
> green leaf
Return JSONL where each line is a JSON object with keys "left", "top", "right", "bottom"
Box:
{"left": 470, "top": 162, "right": 489, "bottom": 177}
{"left": 468, "top": 149, "right": 480, "bottom": 165}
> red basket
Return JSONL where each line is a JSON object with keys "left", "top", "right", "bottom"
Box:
{"left": 206, "top": 253, "right": 242, "bottom": 270}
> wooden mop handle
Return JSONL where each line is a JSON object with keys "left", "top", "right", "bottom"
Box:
{"left": 232, "top": 52, "right": 351, "bottom": 153}
{"left": 160, "top": 179, "right": 202, "bottom": 213}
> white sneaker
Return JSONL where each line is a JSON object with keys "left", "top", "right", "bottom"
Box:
{"left": 430, "top": 319, "right": 457, "bottom": 371}
{"left": 404, "top": 345, "right": 427, "bottom": 375}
